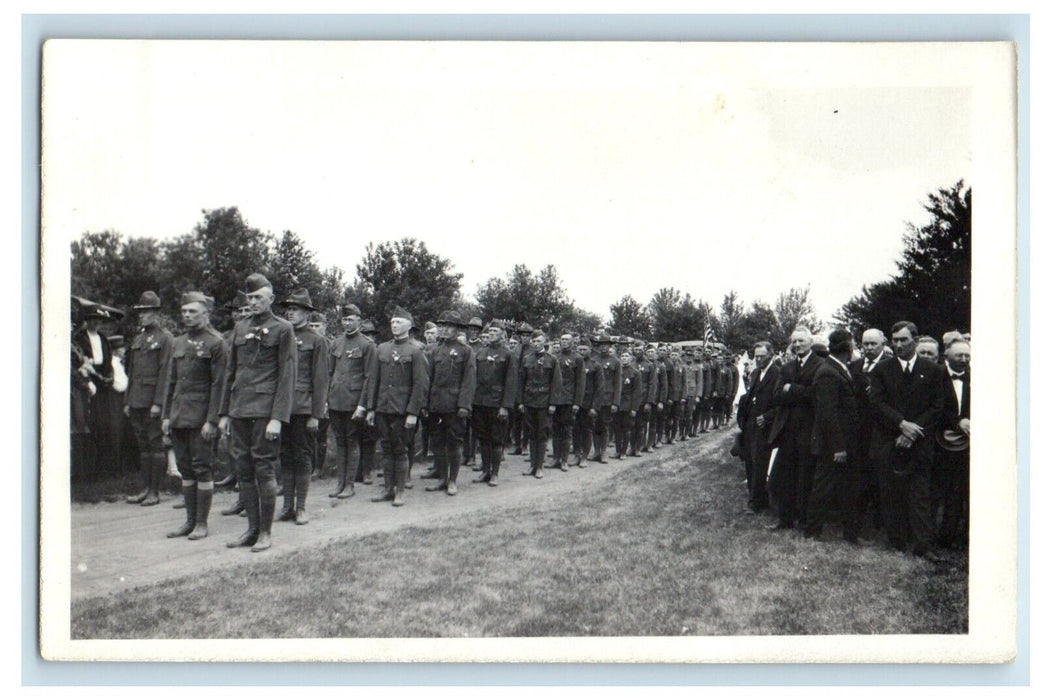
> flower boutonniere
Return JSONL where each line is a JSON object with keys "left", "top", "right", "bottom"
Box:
{"left": 449, "top": 349, "right": 459, "bottom": 358}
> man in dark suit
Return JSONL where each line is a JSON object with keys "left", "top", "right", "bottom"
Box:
{"left": 934, "top": 339, "right": 970, "bottom": 549}
{"left": 848, "top": 329, "right": 888, "bottom": 533}
{"left": 742, "top": 341, "right": 779, "bottom": 513}
{"left": 806, "top": 329, "right": 861, "bottom": 543}
{"left": 767, "top": 327, "right": 823, "bottom": 530}
{"left": 869, "top": 321, "right": 946, "bottom": 557}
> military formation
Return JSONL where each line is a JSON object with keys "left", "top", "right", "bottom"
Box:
{"left": 91, "top": 275, "right": 742, "bottom": 553}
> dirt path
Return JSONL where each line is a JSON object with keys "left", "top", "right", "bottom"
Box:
{"left": 72, "top": 432, "right": 730, "bottom": 601}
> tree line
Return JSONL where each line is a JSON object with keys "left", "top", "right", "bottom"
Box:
{"left": 70, "top": 181, "right": 969, "bottom": 349}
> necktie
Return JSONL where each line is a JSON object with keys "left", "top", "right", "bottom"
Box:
{"left": 904, "top": 361, "right": 912, "bottom": 375}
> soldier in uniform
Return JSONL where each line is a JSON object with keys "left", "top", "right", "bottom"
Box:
{"left": 308, "top": 311, "right": 332, "bottom": 478}
{"left": 614, "top": 349, "right": 643, "bottom": 459}
{"left": 424, "top": 311, "right": 476, "bottom": 495}
{"left": 418, "top": 321, "right": 439, "bottom": 469}
{"left": 356, "top": 320, "right": 381, "bottom": 482}
{"left": 162, "top": 291, "right": 227, "bottom": 540}
{"left": 217, "top": 291, "right": 250, "bottom": 511}
{"left": 649, "top": 344, "right": 668, "bottom": 449}
{"left": 510, "top": 322, "right": 535, "bottom": 455}
{"left": 517, "top": 329, "right": 562, "bottom": 479}
{"left": 366, "top": 306, "right": 430, "bottom": 506}
{"left": 550, "top": 332, "right": 585, "bottom": 471}
{"left": 327, "top": 303, "right": 377, "bottom": 498}
{"left": 630, "top": 341, "right": 658, "bottom": 455}
{"left": 471, "top": 319, "right": 518, "bottom": 486}
{"left": 666, "top": 348, "right": 685, "bottom": 443}
{"left": 125, "top": 291, "right": 174, "bottom": 507}
{"left": 218, "top": 273, "right": 297, "bottom": 552}
{"left": 460, "top": 317, "right": 484, "bottom": 467}
{"left": 570, "top": 336, "right": 604, "bottom": 467}
{"left": 276, "top": 289, "right": 329, "bottom": 525}
{"left": 590, "top": 334, "right": 621, "bottom": 464}
{"left": 699, "top": 349, "right": 715, "bottom": 433}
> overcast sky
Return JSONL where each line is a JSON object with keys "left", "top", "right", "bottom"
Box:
{"left": 43, "top": 41, "right": 970, "bottom": 322}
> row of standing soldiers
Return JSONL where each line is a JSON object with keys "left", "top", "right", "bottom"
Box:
{"left": 112, "top": 274, "right": 741, "bottom": 553}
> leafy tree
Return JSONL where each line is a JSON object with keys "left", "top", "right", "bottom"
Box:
{"left": 475, "top": 264, "right": 576, "bottom": 333}
{"left": 193, "top": 207, "right": 273, "bottom": 303}
{"left": 773, "top": 285, "right": 821, "bottom": 348}
{"left": 718, "top": 291, "right": 747, "bottom": 349}
{"left": 354, "top": 238, "right": 463, "bottom": 340}
{"left": 608, "top": 294, "right": 652, "bottom": 339}
{"left": 268, "top": 230, "right": 323, "bottom": 301}
{"left": 737, "top": 300, "right": 780, "bottom": 353}
{"left": 837, "top": 181, "right": 971, "bottom": 341}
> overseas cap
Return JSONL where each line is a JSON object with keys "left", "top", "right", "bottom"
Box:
{"left": 244, "top": 273, "right": 272, "bottom": 293}
{"left": 391, "top": 306, "right": 414, "bottom": 325}
{"left": 180, "top": 290, "right": 209, "bottom": 307}
{"left": 132, "top": 291, "right": 161, "bottom": 310}
{"left": 308, "top": 311, "right": 326, "bottom": 324}
{"left": 518, "top": 322, "right": 534, "bottom": 334}
{"left": 424, "top": 321, "right": 438, "bottom": 331}
{"left": 361, "top": 320, "right": 377, "bottom": 333}
{"left": 489, "top": 319, "right": 506, "bottom": 330}
{"left": 341, "top": 303, "right": 362, "bottom": 317}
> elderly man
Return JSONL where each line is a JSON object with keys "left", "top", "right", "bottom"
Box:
{"left": 162, "top": 291, "right": 227, "bottom": 540}
{"left": 848, "top": 328, "right": 888, "bottom": 533}
{"left": 327, "top": 303, "right": 377, "bottom": 498}
{"left": 218, "top": 274, "right": 297, "bottom": 552}
{"left": 367, "top": 306, "right": 430, "bottom": 506}
{"left": 934, "top": 339, "right": 970, "bottom": 550}
{"left": 471, "top": 320, "right": 518, "bottom": 486}
{"left": 767, "top": 327, "right": 824, "bottom": 531}
{"left": 869, "top": 321, "right": 946, "bottom": 558}
{"left": 917, "top": 337, "right": 941, "bottom": 364}
{"left": 125, "top": 291, "right": 174, "bottom": 507}
{"left": 276, "top": 289, "right": 329, "bottom": 525}
{"left": 424, "top": 311, "right": 476, "bottom": 495}
{"left": 742, "top": 341, "right": 779, "bottom": 514}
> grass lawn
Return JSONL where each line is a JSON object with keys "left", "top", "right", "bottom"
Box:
{"left": 72, "top": 433, "right": 967, "bottom": 638}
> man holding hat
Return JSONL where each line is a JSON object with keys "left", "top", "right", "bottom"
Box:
{"left": 125, "top": 291, "right": 174, "bottom": 507}
{"left": 517, "top": 329, "right": 563, "bottom": 479}
{"left": 218, "top": 273, "right": 297, "bottom": 552}
{"left": 471, "top": 319, "right": 518, "bottom": 486}
{"left": 366, "top": 306, "right": 430, "bottom": 506}
{"left": 591, "top": 334, "right": 622, "bottom": 464}
{"left": 424, "top": 311, "right": 476, "bottom": 495}
{"left": 276, "top": 289, "right": 329, "bottom": 525}
{"left": 327, "top": 303, "right": 377, "bottom": 498}
{"left": 162, "top": 292, "right": 227, "bottom": 539}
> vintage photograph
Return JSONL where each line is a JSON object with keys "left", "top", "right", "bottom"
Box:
{"left": 39, "top": 40, "right": 1016, "bottom": 663}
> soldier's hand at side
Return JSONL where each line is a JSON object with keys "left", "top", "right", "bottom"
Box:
{"left": 630, "top": 410, "right": 636, "bottom": 418}
{"left": 610, "top": 404, "right": 618, "bottom": 414}
{"left": 588, "top": 408, "right": 597, "bottom": 418}
{"left": 833, "top": 451, "right": 847, "bottom": 464}
{"left": 517, "top": 404, "right": 524, "bottom": 414}
{"left": 405, "top": 414, "right": 418, "bottom": 429}
{"left": 123, "top": 405, "right": 130, "bottom": 417}
{"left": 366, "top": 410, "right": 375, "bottom": 427}
{"left": 756, "top": 415, "right": 765, "bottom": 428}
{"left": 150, "top": 404, "right": 162, "bottom": 418}
{"left": 352, "top": 406, "right": 366, "bottom": 421}
{"left": 306, "top": 417, "right": 319, "bottom": 433}
{"left": 218, "top": 416, "right": 230, "bottom": 436}
{"left": 497, "top": 407, "right": 509, "bottom": 421}
{"left": 549, "top": 405, "right": 557, "bottom": 415}
{"left": 657, "top": 402, "right": 664, "bottom": 411}
{"left": 782, "top": 384, "right": 791, "bottom": 393}
{"left": 161, "top": 419, "right": 171, "bottom": 436}
{"left": 265, "top": 419, "right": 281, "bottom": 440}
{"left": 457, "top": 408, "right": 470, "bottom": 420}
{"left": 571, "top": 404, "right": 580, "bottom": 415}
{"left": 643, "top": 403, "right": 651, "bottom": 414}
{"left": 201, "top": 422, "right": 217, "bottom": 441}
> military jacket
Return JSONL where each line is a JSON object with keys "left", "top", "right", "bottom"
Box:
{"left": 328, "top": 331, "right": 377, "bottom": 413}
{"left": 596, "top": 352, "right": 623, "bottom": 409}
{"left": 163, "top": 327, "right": 227, "bottom": 429}
{"left": 718, "top": 363, "right": 733, "bottom": 398}
{"left": 219, "top": 310, "right": 297, "bottom": 422}
{"left": 428, "top": 339, "right": 477, "bottom": 414}
{"left": 618, "top": 364, "right": 643, "bottom": 413}
{"left": 578, "top": 355, "right": 605, "bottom": 411}
{"left": 655, "top": 361, "right": 670, "bottom": 403}
{"left": 369, "top": 337, "right": 430, "bottom": 416}
{"left": 668, "top": 360, "right": 685, "bottom": 402}
{"left": 682, "top": 362, "right": 699, "bottom": 399}
{"left": 125, "top": 326, "right": 174, "bottom": 409}
{"left": 553, "top": 349, "right": 586, "bottom": 407}
{"left": 291, "top": 325, "right": 330, "bottom": 418}
{"left": 701, "top": 362, "right": 715, "bottom": 398}
{"left": 473, "top": 340, "right": 519, "bottom": 409}
{"left": 519, "top": 350, "right": 563, "bottom": 409}
{"left": 635, "top": 357, "right": 658, "bottom": 406}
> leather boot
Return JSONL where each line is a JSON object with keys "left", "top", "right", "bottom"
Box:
{"left": 188, "top": 485, "right": 212, "bottom": 540}
{"left": 392, "top": 486, "right": 405, "bottom": 507}
{"left": 394, "top": 454, "right": 409, "bottom": 503}
{"left": 329, "top": 458, "right": 348, "bottom": 498}
{"left": 534, "top": 440, "right": 546, "bottom": 479}
{"left": 294, "top": 464, "right": 309, "bottom": 523}
{"left": 251, "top": 485, "right": 275, "bottom": 552}
{"left": 489, "top": 447, "right": 501, "bottom": 486}
{"left": 227, "top": 481, "right": 259, "bottom": 547}
{"left": 167, "top": 482, "right": 197, "bottom": 537}
{"left": 277, "top": 466, "right": 296, "bottom": 521}
{"left": 473, "top": 443, "right": 492, "bottom": 483}
{"left": 221, "top": 490, "right": 245, "bottom": 516}
{"left": 141, "top": 454, "right": 164, "bottom": 506}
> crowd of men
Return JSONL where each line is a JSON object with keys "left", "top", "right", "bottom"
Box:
{"left": 71, "top": 273, "right": 744, "bottom": 553}
{"left": 734, "top": 325, "right": 971, "bottom": 560}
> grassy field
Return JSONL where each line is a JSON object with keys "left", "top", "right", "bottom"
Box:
{"left": 72, "top": 433, "right": 967, "bottom": 638}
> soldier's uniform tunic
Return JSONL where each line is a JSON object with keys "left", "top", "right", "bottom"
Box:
{"left": 571, "top": 354, "right": 605, "bottom": 466}
{"left": 593, "top": 348, "right": 622, "bottom": 461}
{"left": 327, "top": 328, "right": 378, "bottom": 491}
{"left": 472, "top": 339, "right": 519, "bottom": 482}
{"left": 651, "top": 358, "right": 669, "bottom": 447}
{"left": 631, "top": 354, "right": 658, "bottom": 454}
{"left": 667, "top": 358, "right": 685, "bottom": 442}
{"left": 278, "top": 324, "right": 329, "bottom": 518}
{"left": 519, "top": 349, "right": 563, "bottom": 476}
{"left": 426, "top": 337, "right": 476, "bottom": 488}
{"left": 126, "top": 324, "right": 174, "bottom": 500}
{"left": 551, "top": 348, "right": 586, "bottom": 468}
{"left": 614, "top": 364, "right": 643, "bottom": 457}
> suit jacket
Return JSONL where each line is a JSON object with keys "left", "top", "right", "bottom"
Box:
{"left": 743, "top": 362, "right": 780, "bottom": 448}
{"left": 867, "top": 355, "right": 946, "bottom": 464}
{"left": 937, "top": 363, "right": 970, "bottom": 451}
{"left": 810, "top": 356, "right": 859, "bottom": 460}
{"left": 849, "top": 355, "right": 882, "bottom": 462}
{"left": 768, "top": 353, "right": 823, "bottom": 448}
